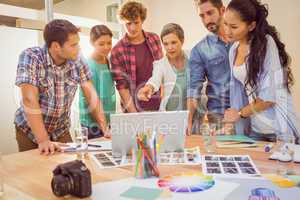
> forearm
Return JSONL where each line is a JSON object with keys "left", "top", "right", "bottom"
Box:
{"left": 187, "top": 98, "right": 198, "bottom": 119}
{"left": 240, "top": 98, "right": 275, "bottom": 118}
{"left": 187, "top": 78, "right": 204, "bottom": 100}
{"left": 89, "top": 98, "right": 108, "bottom": 131}
{"left": 81, "top": 81, "right": 108, "bottom": 131}
{"left": 186, "top": 98, "right": 198, "bottom": 135}
{"left": 26, "top": 115, "right": 49, "bottom": 143}
{"left": 24, "top": 102, "right": 61, "bottom": 153}
{"left": 146, "top": 67, "right": 161, "bottom": 93}
{"left": 119, "top": 88, "right": 137, "bottom": 113}
{"left": 21, "top": 87, "right": 49, "bottom": 143}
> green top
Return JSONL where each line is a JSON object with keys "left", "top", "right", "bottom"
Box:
{"left": 79, "top": 58, "right": 116, "bottom": 127}
{"left": 166, "top": 60, "right": 188, "bottom": 111}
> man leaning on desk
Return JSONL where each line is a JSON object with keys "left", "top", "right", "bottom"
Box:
{"left": 14, "top": 19, "right": 109, "bottom": 155}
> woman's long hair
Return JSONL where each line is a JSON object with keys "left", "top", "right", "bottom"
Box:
{"left": 227, "top": 0, "right": 294, "bottom": 94}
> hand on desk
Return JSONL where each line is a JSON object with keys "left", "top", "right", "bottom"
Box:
{"left": 103, "top": 129, "right": 111, "bottom": 139}
{"left": 38, "top": 140, "right": 62, "bottom": 155}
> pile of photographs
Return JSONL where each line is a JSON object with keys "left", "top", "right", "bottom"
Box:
{"left": 159, "top": 147, "right": 201, "bottom": 165}
{"left": 91, "top": 151, "right": 133, "bottom": 169}
{"left": 202, "top": 155, "right": 260, "bottom": 176}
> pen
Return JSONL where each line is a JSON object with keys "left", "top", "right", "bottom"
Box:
{"left": 88, "top": 144, "right": 102, "bottom": 148}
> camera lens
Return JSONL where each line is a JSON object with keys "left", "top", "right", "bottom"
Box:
{"left": 51, "top": 174, "right": 73, "bottom": 197}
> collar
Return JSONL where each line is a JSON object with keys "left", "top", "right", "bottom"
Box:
{"left": 163, "top": 50, "right": 189, "bottom": 66}
{"left": 44, "top": 45, "right": 73, "bottom": 69}
{"left": 44, "top": 46, "right": 53, "bottom": 67}
{"left": 209, "top": 33, "right": 219, "bottom": 43}
{"left": 209, "top": 33, "right": 230, "bottom": 44}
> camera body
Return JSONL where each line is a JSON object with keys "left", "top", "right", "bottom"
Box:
{"left": 51, "top": 160, "right": 92, "bottom": 198}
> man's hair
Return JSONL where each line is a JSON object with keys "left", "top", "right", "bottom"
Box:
{"left": 118, "top": 1, "right": 147, "bottom": 21}
{"left": 196, "top": 0, "right": 223, "bottom": 9}
{"left": 43, "top": 19, "right": 80, "bottom": 48}
{"left": 160, "top": 23, "right": 185, "bottom": 43}
{"left": 90, "top": 25, "right": 113, "bottom": 43}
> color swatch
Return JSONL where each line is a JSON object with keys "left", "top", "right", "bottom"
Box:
{"left": 264, "top": 174, "right": 300, "bottom": 188}
{"left": 158, "top": 172, "right": 215, "bottom": 193}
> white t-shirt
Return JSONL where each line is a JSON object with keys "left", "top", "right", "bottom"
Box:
{"left": 233, "top": 64, "right": 275, "bottom": 134}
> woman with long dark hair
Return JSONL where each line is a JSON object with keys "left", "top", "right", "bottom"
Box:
{"left": 223, "top": 0, "right": 299, "bottom": 143}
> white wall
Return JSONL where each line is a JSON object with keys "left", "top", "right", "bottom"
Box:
{"left": 142, "top": 0, "right": 206, "bottom": 50}
{"left": 0, "top": 26, "right": 41, "bottom": 154}
{"left": 53, "top": 0, "right": 119, "bottom": 22}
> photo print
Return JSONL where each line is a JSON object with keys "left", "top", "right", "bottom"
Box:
{"left": 202, "top": 155, "right": 260, "bottom": 176}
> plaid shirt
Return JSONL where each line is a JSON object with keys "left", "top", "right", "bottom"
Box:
{"left": 110, "top": 31, "right": 163, "bottom": 92}
{"left": 14, "top": 46, "right": 92, "bottom": 143}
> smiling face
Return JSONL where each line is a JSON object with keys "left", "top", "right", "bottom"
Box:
{"left": 224, "top": 9, "right": 256, "bottom": 43}
{"left": 92, "top": 35, "right": 112, "bottom": 57}
{"left": 198, "top": 1, "right": 224, "bottom": 34}
{"left": 162, "top": 33, "right": 183, "bottom": 59}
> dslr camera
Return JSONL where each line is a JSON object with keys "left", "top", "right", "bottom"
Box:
{"left": 51, "top": 160, "right": 92, "bottom": 198}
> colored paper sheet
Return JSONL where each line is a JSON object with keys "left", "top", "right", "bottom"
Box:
{"left": 120, "top": 186, "right": 163, "bottom": 200}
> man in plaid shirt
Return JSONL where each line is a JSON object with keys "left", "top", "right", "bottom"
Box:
{"left": 110, "top": 1, "right": 163, "bottom": 112}
{"left": 14, "top": 19, "right": 109, "bottom": 154}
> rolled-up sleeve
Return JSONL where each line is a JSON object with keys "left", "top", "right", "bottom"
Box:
{"left": 110, "top": 50, "right": 129, "bottom": 90}
{"left": 146, "top": 60, "right": 163, "bottom": 92}
{"left": 78, "top": 57, "right": 92, "bottom": 84}
{"left": 187, "top": 46, "right": 206, "bottom": 99}
{"left": 257, "top": 35, "right": 285, "bottom": 102}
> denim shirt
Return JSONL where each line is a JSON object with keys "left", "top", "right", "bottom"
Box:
{"left": 229, "top": 35, "right": 300, "bottom": 142}
{"left": 188, "top": 34, "right": 231, "bottom": 114}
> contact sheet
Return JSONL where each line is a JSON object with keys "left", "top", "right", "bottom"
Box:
{"left": 202, "top": 155, "right": 261, "bottom": 176}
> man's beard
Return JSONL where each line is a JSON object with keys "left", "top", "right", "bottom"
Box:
{"left": 206, "top": 23, "right": 219, "bottom": 34}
